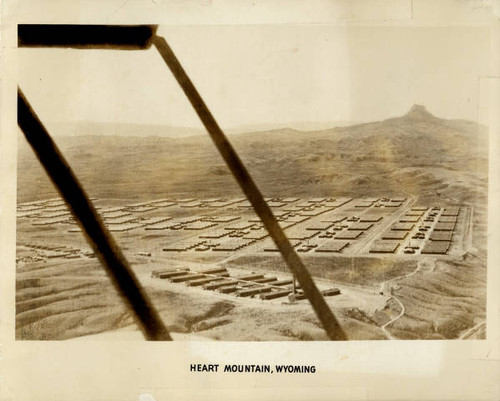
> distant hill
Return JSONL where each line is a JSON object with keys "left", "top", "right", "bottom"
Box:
{"left": 49, "top": 121, "right": 206, "bottom": 138}
{"left": 48, "top": 120, "right": 357, "bottom": 138}
{"left": 18, "top": 105, "right": 488, "bottom": 205}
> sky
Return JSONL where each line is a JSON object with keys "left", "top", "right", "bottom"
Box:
{"left": 18, "top": 25, "right": 491, "bottom": 132}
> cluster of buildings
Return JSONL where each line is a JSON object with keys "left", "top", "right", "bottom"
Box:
{"left": 17, "top": 195, "right": 466, "bottom": 259}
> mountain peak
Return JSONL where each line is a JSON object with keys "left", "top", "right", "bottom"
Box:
{"left": 405, "top": 104, "right": 435, "bottom": 120}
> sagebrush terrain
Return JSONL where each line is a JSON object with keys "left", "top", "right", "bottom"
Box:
{"left": 16, "top": 105, "right": 488, "bottom": 340}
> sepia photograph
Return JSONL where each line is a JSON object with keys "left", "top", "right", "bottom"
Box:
{"left": 2, "top": 1, "right": 500, "bottom": 400}
{"left": 15, "top": 23, "right": 490, "bottom": 341}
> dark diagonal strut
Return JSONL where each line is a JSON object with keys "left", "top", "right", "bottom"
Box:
{"left": 152, "top": 35, "right": 347, "bottom": 341}
{"left": 17, "top": 88, "right": 172, "bottom": 341}
{"left": 17, "top": 24, "right": 347, "bottom": 341}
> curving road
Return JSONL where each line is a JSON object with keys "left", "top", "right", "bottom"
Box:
{"left": 377, "top": 258, "right": 432, "bottom": 339}
{"left": 459, "top": 321, "right": 486, "bottom": 339}
{"left": 381, "top": 296, "right": 405, "bottom": 340}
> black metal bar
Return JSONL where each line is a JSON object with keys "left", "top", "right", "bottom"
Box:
{"left": 18, "top": 25, "right": 157, "bottom": 49}
{"left": 17, "top": 88, "right": 172, "bottom": 341}
{"left": 152, "top": 35, "right": 347, "bottom": 341}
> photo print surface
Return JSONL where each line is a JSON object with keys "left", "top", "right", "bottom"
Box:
{"left": 16, "top": 24, "right": 490, "bottom": 341}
